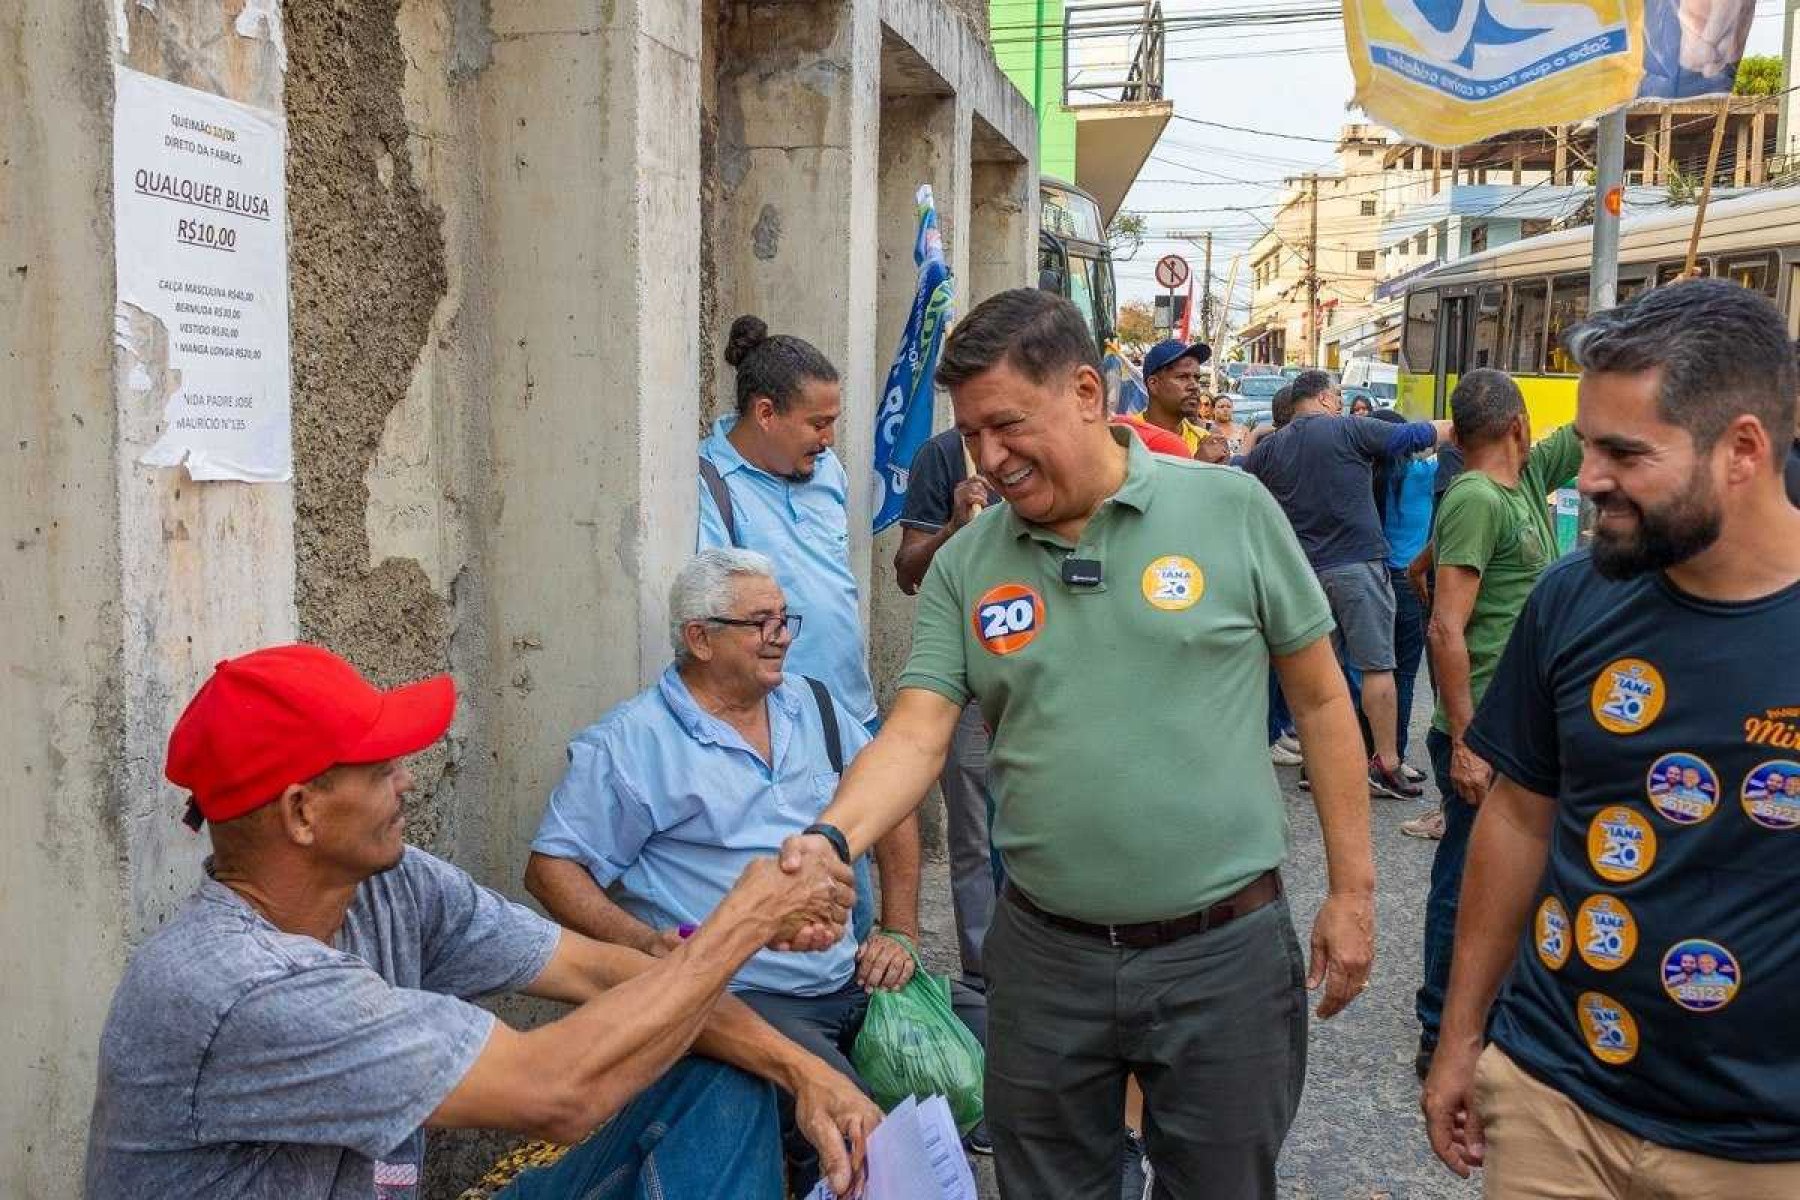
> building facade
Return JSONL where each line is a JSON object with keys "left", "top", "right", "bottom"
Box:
{"left": 1239, "top": 124, "right": 1392, "bottom": 366}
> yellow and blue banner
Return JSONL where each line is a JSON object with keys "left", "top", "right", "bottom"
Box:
{"left": 872, "top": 185, "right": 955, "bottom": 533}
{"left": 1345, "top": 0, "right": 1646, "bottom": 145}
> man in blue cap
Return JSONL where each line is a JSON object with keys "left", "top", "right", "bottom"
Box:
{"left": 1139, "top": 338, "right": 1212, "bottom": 455}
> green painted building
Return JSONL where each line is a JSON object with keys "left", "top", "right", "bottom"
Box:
{"left": 987, "top": 0, "right": 1171, "bottom": 221}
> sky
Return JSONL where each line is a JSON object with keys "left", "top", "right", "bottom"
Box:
{"left": 1111, "top": 1, "right": 1790, "bottom": 325}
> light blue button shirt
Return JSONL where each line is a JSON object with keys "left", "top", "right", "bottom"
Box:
{"left": 697, "top": 415, "right": 876, "bottom": 724}
{"left": 531, "top": 666, "right": 870, "bottom": 997}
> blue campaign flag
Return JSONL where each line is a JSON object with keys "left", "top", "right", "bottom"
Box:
{"left": 872, "top": 185, "right": 954, "bottom": 534}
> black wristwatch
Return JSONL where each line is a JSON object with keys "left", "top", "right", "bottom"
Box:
{"left": 801, "top": 822, "right": 852, "bottom": 865}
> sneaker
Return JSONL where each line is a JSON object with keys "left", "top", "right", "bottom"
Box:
{"left": 1401, "top": 763, "right": 1427, "bottom": 784}
{"left": 1400, "top": 809, "right": 1446, "bottom": 840}
{"left": 964, "top": 1121, "right": 992, "bottom": 1156}
{"left": 1276, "top": 733, "right": 1302, "bottom": 756}
{"left": 1370, "top": 757, "right": 1424, "bottom": 799}
{"left": 1120, "top": 1130, "right": 1154, "bottom": 1200}
{"left": 1270, "top": 741, "right": 1304, "bottom": 766}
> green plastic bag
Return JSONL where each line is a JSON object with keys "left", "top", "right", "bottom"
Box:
{"left": 850, "top": 934, "right": 985, "bottom": 1134}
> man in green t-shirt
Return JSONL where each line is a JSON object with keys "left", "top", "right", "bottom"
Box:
{"left": 1416, "top": 368, "right": 1581, "bottom": 1077}
{"left": 776, "top": 290, "right": 1376, "bottom": 1199}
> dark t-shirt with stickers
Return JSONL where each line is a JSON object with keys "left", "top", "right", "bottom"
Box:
{"left": 1467, "top": 551, "right": 1800, "bottom": 1160}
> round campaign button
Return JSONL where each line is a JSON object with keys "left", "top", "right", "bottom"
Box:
{"left": 971, "top": 583, "right": 1044, "bottom": 656}
{"left": 1534, "top": 895, "right": 1571, "bottom": 970}
{"left": 1586, "top": 806, "right": 1657, "bottom": 883}
{"left": 1645, "top": 752, "right": 1719, "bottom": 825}
{"left": 1660, "top": 939, "right": 1741, "bottom": 1012}
{"left": 1140, "top": 555, "right": 1204, "bottom": 612}
{"left": 1576, "top": 990, "right": 1639, "bottom": 1065}
{"left": 1740, "top": 759, "right": 1800, "bottom": 831}
{"left": 1575, "top": 895, "right": 1637, "bottom": 972}
{"left": 1589, "top": 658, "right": 1665, "bottom": 735}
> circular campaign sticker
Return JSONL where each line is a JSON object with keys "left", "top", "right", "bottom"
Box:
{"left": 1534, "top": 896, "right": 1571, "bottom": 970}
{"left": 1140, "top": 555, "right": 1204, "bottom": 612}
{"left": 1645, "top": 752, "right": 1719, "bottom": 825}
{"left": 1576, "top": 990, "right": 1639, "bottom": 1065}
{"left": 1589, "top": 658, "right": 1666, "bottom": 735}
{"left": 1740, "top": 759, "right": 1800, "bottom": 830}
{"left": 1575, "top": 895, "right": 1637, "bottom": 972}
{"left": 971, "top": 583, "right": 1044, "bottom": 656}
{"left": 1660, "top": 939, "right": 1741, "bottom": 1012}
{"left": 1586, "top": 806, "right": 1657, "bottom": 883}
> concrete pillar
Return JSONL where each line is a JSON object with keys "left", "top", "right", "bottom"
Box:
{"left": 1554, "top": 126, "right": 1568, "bottom": 184}
{"left": 1659, "top": 110, "right": 1674, "bottom": 186}
{"left": 1642, "top": 118, "right": 1657, "bottom": 183}
{"left": 969, "top": 156, "right": 1035, "bottom": 308}
{"left": 717, "top": 0, "right": 882, "bottom": 615}
{"left": 1736, "top": 122, "right": 1751, "bottom": 187}
{"left": 472, "top": 0, "right": 702, "bottom": 887}
{"left": 2, "top": 2, "right": 294, "bottom": 1193}
{"left": 1752, "top": 110, "right": 1768, "bottom": 183}
{"left": 868, "top": 89, "right": 963, "bottom": 725}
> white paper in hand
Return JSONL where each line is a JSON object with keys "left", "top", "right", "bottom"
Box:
{"left": 805, "top": 1095, "right": 977, "bottom": 1200}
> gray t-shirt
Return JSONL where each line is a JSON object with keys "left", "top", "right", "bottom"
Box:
{"left": 1244, "top": 412, "right": 1437, "bottom": 571}
{"left": 85, "top": 847, "right": 561, "bottom": 1200}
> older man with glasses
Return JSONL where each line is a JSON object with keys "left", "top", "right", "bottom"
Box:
{"left": 526, "top": 548, "right": 989, "bottom": 1187}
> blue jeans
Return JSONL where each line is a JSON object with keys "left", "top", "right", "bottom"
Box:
{"left": 1390, "top": 566, "right": 1427, "bottom": 763}
{"left": 1415, "top": 728, "right": 1479, "bottom": 1051}
{"left": 496, "top": 1058, "right": 783, "bottom": 1200}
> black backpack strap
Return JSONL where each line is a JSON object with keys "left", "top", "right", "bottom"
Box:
{"left": 803, "top": 676, "right": 844, "bottom": 774}
{"left": 698, "top": 455, "right": 740, "bottom": 547}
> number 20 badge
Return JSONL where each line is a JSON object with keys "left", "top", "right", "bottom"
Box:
{"left": 973, "top": 583, "right": 1044, "bottom": 656}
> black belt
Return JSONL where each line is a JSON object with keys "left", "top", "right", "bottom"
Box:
{"left": 1003, "top": 871, "right": 1283, "bottom": 949}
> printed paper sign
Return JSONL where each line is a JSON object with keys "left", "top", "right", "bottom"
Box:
{"left": 113, "top": 64, "right": 291, "bottom": 482}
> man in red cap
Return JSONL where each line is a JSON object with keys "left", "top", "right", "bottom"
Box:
{"left": 83, "top": 644, "right": 877, "bottom": 1200}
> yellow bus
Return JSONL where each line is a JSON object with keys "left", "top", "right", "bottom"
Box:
{"left": 1397, "top": 189, "right": 1800, "bottom": 427}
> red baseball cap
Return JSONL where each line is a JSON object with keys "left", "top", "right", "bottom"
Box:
{"left": 166, "top": 643, "right": 454, "bottom": 827}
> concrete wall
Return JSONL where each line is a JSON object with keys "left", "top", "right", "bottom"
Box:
{"left": 3, "top": 2, "right": 296, "bottom": 1194}
{"left": 3, "top": 2, "right": 1033, "bottom": 1194}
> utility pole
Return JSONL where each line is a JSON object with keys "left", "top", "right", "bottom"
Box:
{"left": 1200, "top": 232, "right": 1214, "bottom": 336}
{"left": 1306, "top": 173, "right": 1321, "bottom": 364}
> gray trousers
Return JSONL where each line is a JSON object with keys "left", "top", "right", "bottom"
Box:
{"left": 984, "top": 889, "right": 1308, "bottom": 1200}
{"left": 941, "top": 702, "right": 998, "bottom": 984}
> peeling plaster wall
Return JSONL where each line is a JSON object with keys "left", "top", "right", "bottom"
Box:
{"left": 285, "top": 0, "right": 457, "bottom": 851}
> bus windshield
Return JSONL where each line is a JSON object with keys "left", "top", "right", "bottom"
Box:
{"left": 1043, "top": 185, "right": 1104, "bottom": 244}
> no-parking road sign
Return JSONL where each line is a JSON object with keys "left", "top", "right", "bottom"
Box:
{"left": 1155, "top": 254, "right": 1189, "bottom": 290}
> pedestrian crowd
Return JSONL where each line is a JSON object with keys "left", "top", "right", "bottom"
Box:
{"left": 81, "top": 279, "right": 1800, "bottom": 1200}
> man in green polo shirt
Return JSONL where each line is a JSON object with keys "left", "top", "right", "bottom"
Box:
{"left": 1415, "top": 368, "right": 1581, "bottom": 1078}
{"left": 779, "top": 290, "right": 1376, "bottom": 1198}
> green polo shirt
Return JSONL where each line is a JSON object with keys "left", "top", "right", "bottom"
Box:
{"left": 900, "top": 430, "right": 1334, "bottom": 923}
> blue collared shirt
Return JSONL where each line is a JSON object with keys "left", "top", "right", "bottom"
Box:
{"left": 697, "top": 416, "right": 876, "bottom": 724}
{"left": 530, "top": 666, "right": 870, "bottom": 997}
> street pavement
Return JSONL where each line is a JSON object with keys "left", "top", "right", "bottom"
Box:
{"left": 913, "top": 690, "right": 1480, "bottom": 1199}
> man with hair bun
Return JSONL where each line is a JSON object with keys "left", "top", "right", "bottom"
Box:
{"left": 698, "top": 315, "right": 897, "bottom": 944}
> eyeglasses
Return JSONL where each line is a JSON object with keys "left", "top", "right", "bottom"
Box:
{"left": 705, "top": 613, "right": 802, "bottom": 643}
